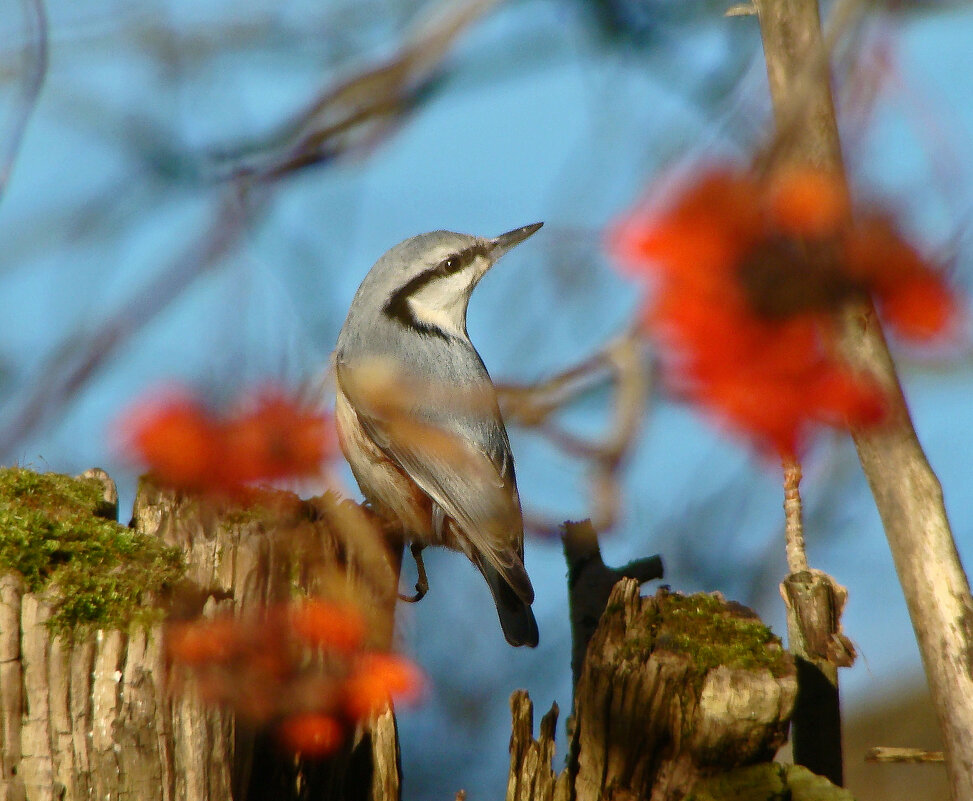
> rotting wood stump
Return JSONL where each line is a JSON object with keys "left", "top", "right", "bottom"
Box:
{"left": 0, "top": 467, "right": 402, "bottom": 801}
{"left": 507, "top": 580, "right": 809, "bottom": 801}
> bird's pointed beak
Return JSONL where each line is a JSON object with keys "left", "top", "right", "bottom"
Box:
{"left": 490, "top": 222, "right": 543, "bottom": 259}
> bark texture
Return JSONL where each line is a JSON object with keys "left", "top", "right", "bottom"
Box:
{"left": 508, "top": 580, "right": 801, "bottom": 801}
{"left": 0, "top": 472, "right": 402, "bottom": 801}
{"left": 780, "top": 568, "right": 855, "bottom": 785}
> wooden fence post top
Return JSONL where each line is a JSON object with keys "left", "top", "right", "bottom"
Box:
{"left": 506, "top": 579, "right": 842, "bottom": 801}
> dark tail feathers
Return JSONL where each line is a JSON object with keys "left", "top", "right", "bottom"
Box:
{"left": 480, "top": 561, "right": 539, "bottom": 647}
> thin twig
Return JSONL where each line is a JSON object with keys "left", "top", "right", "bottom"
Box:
{"left": 499, "top": 332, "right": 650, "bottom": 533}
{"left": 782, "top": 458, "right": 808, "bottom": 574}
{"left": 865, "top": 747, "right": 945, "bottom": 764}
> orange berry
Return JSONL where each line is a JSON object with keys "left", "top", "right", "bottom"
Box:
{"left": 277, "top": 713, "right": 345, "bottom": 757}
{"left": 767, "top": 167, "right": 850, "bottom": 237}
{"left": 221, "top": 391, "right": 330, "bottom": 485}
{"left": 343, "top": 653, "right": 423, "bottom": 720}
{"left": 607, "top": 163, "right": 961, "bottom": 459}
{"left": 881, "top": 276, "right": 960, "bottom": 341}
{"left": 291, "top": 599, "right": 366, "bottom": 653}
{"left": 124, "top": 394, "right": 219, "bottom": 489}
{"left": 167, "top": 618, "right": 239, "bottom": 665}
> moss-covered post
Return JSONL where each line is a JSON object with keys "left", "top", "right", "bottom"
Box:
{"left": 0, "top": 467, "right": 184, "bottom": 801}
{"left": 506, "top": 580, "right": 858, "bottom": 801}
{"left": 0, "top": 468, "right": 403, "bottom": 801}
{"left": 571, "top": 582, "right": 796, "bottom": 799}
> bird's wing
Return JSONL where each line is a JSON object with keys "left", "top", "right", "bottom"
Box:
{"left": 336, "top": 362, "right": 532, "bottom": 604}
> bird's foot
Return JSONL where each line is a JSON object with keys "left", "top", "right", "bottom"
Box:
{"left": 398, "top": 543, "right": 429, "bottom": 603}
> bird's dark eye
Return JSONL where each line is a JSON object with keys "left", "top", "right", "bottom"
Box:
{"left": 438, "top": 249, "right": 478, "bottom": 273}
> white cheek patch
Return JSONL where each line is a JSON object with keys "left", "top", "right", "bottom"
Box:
{"left": 407, "top": 298, "right": 465, "bottom": 337}
{"left": 407, "top": 267, "right": 478, "bottom": 337}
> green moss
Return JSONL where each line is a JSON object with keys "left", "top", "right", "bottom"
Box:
{"left": 0, "top": 467, "right": 184, "bottom": 636}
{"left": 655, "top": 592, "right": 788, "bottom": 676}
{"left": 617, "top": 591, "right": 789, "bottom": 678}
{"left": 689, "top": 763, "right": 856, "bottom": 800}
{"left": 687, "top": 763, "right": 789, "bottom": 801}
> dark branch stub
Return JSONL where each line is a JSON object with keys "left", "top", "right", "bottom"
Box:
{"left": 562, "top": 519, "right": 663, "bottom": 689}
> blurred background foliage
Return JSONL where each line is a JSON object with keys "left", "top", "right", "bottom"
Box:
{"left": 1, "top": 1, "right": 971, "bottom": 798}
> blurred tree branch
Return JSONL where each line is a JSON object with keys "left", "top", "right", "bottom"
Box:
{"left": 0, "top": 0, "right": 47, "bottom": 204}
{"left": 217, "top": 0, "right": 503, "bottom": 181}
{"left": 0, "top": 0, "right": 503, "bottom": 462}
{"left": 0, "top": 185, "right": 256, "bottom": 459}
{"left": 499, "top": 331, "right": 651, "bottom": 535}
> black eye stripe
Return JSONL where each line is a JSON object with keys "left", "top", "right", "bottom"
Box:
{"left": 436, "top": 244, "right": 487, "bottom": 275}
{"left": 381, "top": 242, "right": 491, "bottom": 337}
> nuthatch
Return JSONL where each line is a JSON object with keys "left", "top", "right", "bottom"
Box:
{"left": 334, "top": 223, "right": 542, "bottom": 647}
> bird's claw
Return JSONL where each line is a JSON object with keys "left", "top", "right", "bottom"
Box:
{"left": 398, "top": 543, "right": 429, "bottom": 603}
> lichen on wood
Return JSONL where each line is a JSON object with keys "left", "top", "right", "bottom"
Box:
{"left": 687, "top": 763, "right": 855, "bottom": 801}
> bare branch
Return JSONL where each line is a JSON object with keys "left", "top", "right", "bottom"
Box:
{"left": 0, "top": 183, "right": 260, "bottom": 460}
{"left": 0, "top": 0, "right": 48, "bottom": 204}
{"left": 500, "top": 332, "right": 651, "bottom": 533}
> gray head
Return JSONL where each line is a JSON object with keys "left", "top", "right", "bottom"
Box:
{"left": 339, "top": 223, "right": 543, "bottom": 346}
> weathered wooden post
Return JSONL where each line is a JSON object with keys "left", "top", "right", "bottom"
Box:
{"left": 0, "top": 467, "right": 403, "bottom": 801}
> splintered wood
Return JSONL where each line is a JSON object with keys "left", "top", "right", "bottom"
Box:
{"left": 508, "top": 580, "right": 799, "bottom": 801}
